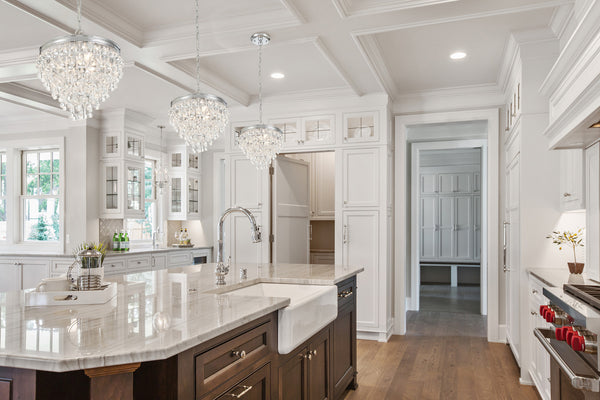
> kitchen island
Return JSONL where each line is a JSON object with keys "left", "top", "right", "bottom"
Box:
{"left": 0, "top": 262, "right": 363, "bottom": 399}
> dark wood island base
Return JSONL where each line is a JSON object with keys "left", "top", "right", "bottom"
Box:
{"left": 0, "top": 276, "right": 358, "bottom": 400}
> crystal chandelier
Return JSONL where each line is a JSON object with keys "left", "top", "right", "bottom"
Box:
{"left": 155, "top": 125, "right": 169, "bottom": 195}
{"left": 37, "top": 0, "right": 123, "bottom": 120}
{"left": 169, "top": 0, "right": 229, "bottom": 153}
{"left": 238, "top": 33, "right": 283, "bottom": 170}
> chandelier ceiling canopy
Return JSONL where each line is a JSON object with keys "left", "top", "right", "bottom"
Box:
{"left": 237, "top": 32, "right": 283, "bottom": 170}
{"left": 37, "top": 0, "right": 123, "bottom": 120}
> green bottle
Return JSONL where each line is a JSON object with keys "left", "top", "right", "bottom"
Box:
{"left": 112, "top": 232, "right": 120, "bottom": 251}
{"left": 119, "top": 230, "right": 125, "bottom": 252}
{"left": 124, "top": 231, "right": 130, "bottom": 251}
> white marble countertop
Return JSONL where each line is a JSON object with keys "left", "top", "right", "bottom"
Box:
{"left": 0, "top": 262, "right": 363, "bottom": 372}
{"left": 528, "top": 268, "right": 600, "bottom": 288}
{"left": 0, "top": 246, "right": 213, "bottom": 258}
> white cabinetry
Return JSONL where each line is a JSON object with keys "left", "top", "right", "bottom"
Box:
{"left": 342, "top": 148, "right": 379, "bottom": 208}
{"left": 271, "top": 115, "right": 335, "bottom": 149}
{"left": 559, "top": 149, "right": 585, "bottom": 211}
{"left": 100, "top": 160, "right": 145, "bottom": 219}
{"left": 586, "top": 142, "right": 600, "bottom": 280}
{"left": 0, "top": 258, "right": 49, "bottom": 291}
{"left": 343, "top": 111, "right": 379, "bottom": 143}
{"left": 287, "top": 152, "right": 335, "bottom": 220}
{"left": 528, "top": 275, "right": 550, "bottom": 400}
{"left": 167, "top": 145, "right": 201, "bottom": 221}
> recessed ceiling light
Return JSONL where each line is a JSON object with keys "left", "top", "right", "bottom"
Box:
{"left": 450, "top": 51, "right": 467, "bottom": 60}
{"left": 270, "top": 72, "right": 285, "bottom": 79}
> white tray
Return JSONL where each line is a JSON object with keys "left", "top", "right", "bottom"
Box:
{"left": 25, "top": 282, "right": 118, "bottom": 306}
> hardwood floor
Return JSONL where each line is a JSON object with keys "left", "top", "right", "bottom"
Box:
{"left": 420, "top": 284, "right": 481, "bottom": 315}
{"left": 343, "top": 312, "right": 539, "bottom": 400}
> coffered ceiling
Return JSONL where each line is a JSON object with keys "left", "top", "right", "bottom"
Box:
{"left": 0, "top": 0, "right": 574, "bottom": 126}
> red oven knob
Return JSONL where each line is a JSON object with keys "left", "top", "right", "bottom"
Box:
{"left": 540, "top": 305, "right": 549, "bottom": 319}
{"left": 545, "top": 310, "right": 555, "bottom": 323}
{"left": 566, "top": 330, "right": 580, "bottom": 346}
{"left": 572, "top": 335, "right": 585, "bottom": 352}
{"left": 556, "top": 326, "right": 572, "bottom": 341}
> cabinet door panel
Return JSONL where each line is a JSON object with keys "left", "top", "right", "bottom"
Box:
{"left": 0, "top": 262, "right": 20, "bottom": 291}
{"left": 230, "top": 212, "right": 263, "bottom": 264}
{"left": 342, "top": 211, "right": 378, "bottom": 329}
{"left": 420, "top": 173, "right": 437, "bottom": 194}
{"left": 456, "top": 173, "right": 471, "bottom": 193}
{"left": 474, "top": 195, "right": 481, "bottom": 261}
{"left": 231, "top": 156, "right": 263, "bottom": 210}
{"left": 21, "top": 261, "right": 50, "bottom": 289}
{"left": 420, "top": 197, "right": 437, "bottom": 259}
{"left": 438, "top": 174, "right": 454, "bottom": 193}
{"left": 308, "top": 329, "right": 330, "bottom": 400}
{"left": 280, "top": 349, "right": 307, "bottom": 400}
{"left": 438, "top": 197, "right": 453, "bottom": 259}
{"left": 455, "top": 196, "right": 472, "bottom": 259}
{"left": 216, "top": 363, "right": 270, "bottom": 400}
{"left": 342, "top": 149, "right": 378, "bottom": 207}
{"left": 314, "top": 152, "right": 335, "bottom": 218}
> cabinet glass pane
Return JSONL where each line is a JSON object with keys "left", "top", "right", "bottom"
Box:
{"left": 105, "top": 136, "right": 118, "bottom": 154}
{"left": 172, "top": 153, "right": 182, "bottom": 168}
{"left": 188, "top": 178, "right": 199, "bottom": 213}
{"left": 305, "top": 119, "right": 331, "bottom": 142}
{"left": 127, "top": 167, "right": 142, "bottom": 210}
{"left": 274, "top": 122, "right": 297, "bottom": 144}
{"left": 347, "top": 116, "right": 374, "bottom": 139}
{"left": 127, "top": 137, "right": 142, "bottom": 157}
{"left": 105, "top": 166, "right": 118, "bottom": 209}
{"left": 188, "top": 154, "right": 199, "bottom": 169}
{"left": 171, "top": 177, "right": 182, "bottom": 212}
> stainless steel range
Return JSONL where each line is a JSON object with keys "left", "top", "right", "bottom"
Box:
{"left": 537, "top": 284, "right": 600, "bottom": 398}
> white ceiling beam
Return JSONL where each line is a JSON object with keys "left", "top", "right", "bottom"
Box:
{"left": 331, "top": 0, "right": 459, "bottom": 18}
{"left": 313, "top": 38, "right": 362, "bottom": 96}
{"left": 351, "top": 34, "right": 396, "bottom": 98}
{"left": 0, "top": 82, "right": 68, "bottom": 117}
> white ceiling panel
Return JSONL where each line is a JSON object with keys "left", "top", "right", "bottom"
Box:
{"left": 374, "top": 7, "right": 555, "bottom": 93}
{"left": 0, "top": 2, "right": 64, "bottom": 50}
{"left": 172, "top": 41, "right": 348, "bottom": 96}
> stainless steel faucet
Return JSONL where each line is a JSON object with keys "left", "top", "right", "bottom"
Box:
{"left": 216, "top": 207, "right": 261, "bottom": 285}
{"left": 152, "top": 227, "right": 161, "bottom": 249}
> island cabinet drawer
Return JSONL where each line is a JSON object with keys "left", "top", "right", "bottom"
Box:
{"left": 168, "top": 251, "right": 192, "bottom": 267}
{"left": 213, "top": 362, "right": 271, "bottom": 400}
{"left": 336, "top": 276, "right": 356, "bottom": 310}
{"left": 195, "top": 319, "right": 274, "bottom": 395}
{"left": 126, "top": 255, "right": 152, "bottom": 271}
{"left": 103, "top": 259, "right": 126, "bottom": 275}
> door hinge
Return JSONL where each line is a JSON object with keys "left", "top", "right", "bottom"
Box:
{"left": 269, "top": 234, "right": 275, "bottom": 243}
{"left": 269, "top": 166, "right": 274, "bottom": 175}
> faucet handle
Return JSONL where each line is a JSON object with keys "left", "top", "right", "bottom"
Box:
{"left": 226, "top": 256, "right": 231, "bottom": 273}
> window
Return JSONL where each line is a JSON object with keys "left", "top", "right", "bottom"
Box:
{"left": 126, "top": 160, "right": 156, "bottom": 241}
{"left": 22, "top": 150, "right": 60, "bottom": 242}
{"left": 0, "top": 153, "right": 6, "bottom": 240}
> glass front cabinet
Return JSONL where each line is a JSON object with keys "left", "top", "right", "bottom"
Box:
{"left": 269, "top": 115, "right": 335, "bottom": 149}
{"left": 101, "top": 160, "right": 145, "bottom": 218}
{"left": 167, "top": 145, "right": 201, "bottom": 220}
{"left": 343, "top": 111, "right": 379, "bottom": 143}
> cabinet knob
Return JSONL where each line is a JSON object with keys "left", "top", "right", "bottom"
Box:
{"left": 530, "top": 311, "right": 537, "bottom": 316}
{"left": 563, "top": 193, "right": 571, "bottom": 198}
{"left": 232, "top": 350, "right": 246, "bottom": 359}
{"left": 532, "top": 289, "right": 538, "bottom": 294}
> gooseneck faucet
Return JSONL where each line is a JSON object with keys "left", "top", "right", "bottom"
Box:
{"left": 215, "top": 207, "right": 262, "bottom": 285}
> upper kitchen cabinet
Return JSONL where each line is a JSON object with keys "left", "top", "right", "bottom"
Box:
{"left": 343, "top": 111, "right": 379, "bottom": 144}
{"left": 101, "top": 130, "right": 145, "bottom": 161}
{"left": 341, "top": 148, "right": 379, "bottom": 208}
{"left": 559, "top": 149, "right": 585, "bottom": 211}
{"left": 270, "top": 115, "right": 336, "bottom": 150}
{"left": 168, "top": 145, "right": 201, "bottom": 174}
{"left": 166, "top": 145, "right": 202, "bottom": 221}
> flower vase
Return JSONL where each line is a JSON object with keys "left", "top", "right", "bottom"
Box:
{"left": 568, "top": 262, "right": 584, "bottom": 274}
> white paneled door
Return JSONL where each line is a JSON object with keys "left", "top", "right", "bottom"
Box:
{"left": 506, "top": 152, "right": 521, "bottom": 365}
{"left": 273, "top": 156, "right": 310, "bottom": 264}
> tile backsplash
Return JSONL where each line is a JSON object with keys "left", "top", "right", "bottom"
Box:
{"left": 99, "top": 218, "right": 123, "bottom": 249}
{"left": 167, "top": 220, "right": 183, "bottom": 246}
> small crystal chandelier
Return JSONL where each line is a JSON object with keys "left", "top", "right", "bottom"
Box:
{"left": 155, "top": 125, "right": 169, "bottom": 195}
{"left": 237, "top": 33, "right": 283, "bottom": 170}
{"left": 169, "top": 0, "right": 229, "bottom": 154}
{"left": 37, "top": 0, "right": 123, "bottom": 120}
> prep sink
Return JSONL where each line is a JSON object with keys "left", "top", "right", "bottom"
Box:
{"left": 226, "top": 283, "right": 338, "bottom": 354}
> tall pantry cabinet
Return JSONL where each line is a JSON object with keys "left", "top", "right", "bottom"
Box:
{"left": 501, "top": 37, "right": 561, "bottom": 385}
{"left": 222, "top": 98, "right": 394, "bottom": 341}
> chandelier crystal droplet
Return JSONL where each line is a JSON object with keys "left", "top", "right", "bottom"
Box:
{"left": 237, "top": 33, "right": 283, "bottom": 170}
{"left": 168, "top": 0, "right": 229, "bottom": 153}
{"left": 37, "top": 0, "right": 123, "bottom": 120}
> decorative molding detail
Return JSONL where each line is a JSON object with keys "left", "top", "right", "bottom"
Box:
{"left": 351, "top": 0, "right": 572, "bottom": 36}
{"left": 55, "top": 0, "right": 144, "bottom": 47}
{"left": 331, "top": 0, "right": 458, "bottom": 19}
{"left": 131, "top": 62, "right": 192, "bottom": 93}
{"left": 352, "top": 34, "right": 396, "bottom": 98}
{"left": 0, "top": 113, "right": 70, "bottom": 134}
{"left": 313, "top": 37, "right": 362, "bottom": 96}
{"left": 0, "top": 47, "right": 37, "bottom": 67}
{"left": 278, "top": 0, "right": 307, "bottom": 23}
{"left": 549, "top": 3, "right": 574, "bottom": 43}
{"left": 3, "top": 0, "right": 72, "bottom": 34}
{"left": 85, "top": 362, "right": 140, "bottom": 378}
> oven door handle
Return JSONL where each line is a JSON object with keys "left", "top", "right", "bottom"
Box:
{"left": 534, "top": 328, "right": 600, "bottom": 392}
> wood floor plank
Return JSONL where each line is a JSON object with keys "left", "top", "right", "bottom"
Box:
{"left": 344, "top": 312, "right": 540, "bottom": 400}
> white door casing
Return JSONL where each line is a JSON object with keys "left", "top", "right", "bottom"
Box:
{"left": 273, "top": 156, "right": 310, "bottom": 264}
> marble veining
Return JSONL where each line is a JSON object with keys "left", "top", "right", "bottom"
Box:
{"left": 0, "top": 246, "right": 213, "bottom": 258}
{"left": 0, "top": 263, "right": 363, "bottom": 372}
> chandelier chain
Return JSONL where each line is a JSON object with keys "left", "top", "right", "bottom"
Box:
{"left": 76, "top": 0, "right": 82, "bottom": 34}
{"left": 195, "top": 0, "right": 200, "bottom": 93}
{"left": 258, "top": 40, "right": 263, "bottom": 124}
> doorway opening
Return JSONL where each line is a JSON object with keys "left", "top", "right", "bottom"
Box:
{"left": 270, "top": 151, "right": 335, "bottom": 264}
{"left": 415, "top": 147, "right": 483, "bottom": 316}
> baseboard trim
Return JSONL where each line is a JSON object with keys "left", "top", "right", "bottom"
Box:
{"left": 357, "top": 330, "right": 390, "bottom": 342}
{"left": 496, "top": 324, "right": 507, "bottom": 343}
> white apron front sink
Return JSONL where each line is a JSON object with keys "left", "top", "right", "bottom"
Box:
{"left": 226, "top": 283, "right": 337, "bottom": 354}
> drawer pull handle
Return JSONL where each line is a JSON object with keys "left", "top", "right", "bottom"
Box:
{"left": 305, "top": 349, "right": 317, "bottom": 360}
{"left": 232, "top": 350, "right": 246, "bottom": 359}
{"left": 188, "top": 288, "right": 197, "bottom": 293}
{"left": 226, "top": 385, "right": 252, "bottom": 398}
{"left": 338, "top": 289, "right": 353, "bottom": 298}
{"left": 532, "top": 289, "right": 538, "bottom": 294}
{"left": 530, "top": 311, "right": 537, "bottom": 316}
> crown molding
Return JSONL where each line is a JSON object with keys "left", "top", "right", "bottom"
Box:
{"left": 0, "top": 82, "right": 68, "bottom": 117}
{"left": 3, "top": 0, "right": 72, "bottom": 34}
{"left": 549, "top": 4, "right": 574, "bottom": 42}
{"left": 0, "top": 112, "right": 71, "bottom": 134}
{"left": 331, "top": 0, "right": 458, "bottom": 19}
{"left": 352, "top": 34, "right": 396, "bottom": 98}
{"left": 278, "top": 0, "right": 307, "bottom": 23}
